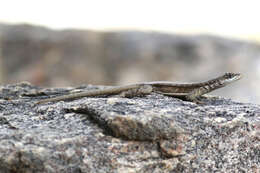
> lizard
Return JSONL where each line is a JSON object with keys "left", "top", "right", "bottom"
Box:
{"left": 35, "top": 72, "right": 241, "bottom": 104}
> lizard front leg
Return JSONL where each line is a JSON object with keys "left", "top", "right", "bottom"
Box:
{"left": 186, "top": 86, "right": 212, "bottom": 104}
{"left": 186, "top": 93, "right": 203, "bottom": 104}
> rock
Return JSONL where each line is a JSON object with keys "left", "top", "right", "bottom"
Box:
{"left": 0, "top": 82, "right": 259, "bottom": 172}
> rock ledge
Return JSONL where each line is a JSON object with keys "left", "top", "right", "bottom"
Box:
{"left": 0, "top": 82, "right": 259, "bottom": 173}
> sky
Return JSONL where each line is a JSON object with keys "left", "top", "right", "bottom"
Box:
{"left": 1, "top": 0, "right": 260, "bottom": 41}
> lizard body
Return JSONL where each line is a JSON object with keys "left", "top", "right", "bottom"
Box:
{"left": 36, "top": 72, "right": 241, "bottom": 104}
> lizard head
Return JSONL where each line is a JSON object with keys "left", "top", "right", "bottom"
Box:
{"left": 220, "top": 72, "right": 242, "bottom": 85}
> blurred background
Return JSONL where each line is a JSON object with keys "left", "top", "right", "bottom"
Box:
{"left": 0, "top": 0, "right": 260, "bottom": 103}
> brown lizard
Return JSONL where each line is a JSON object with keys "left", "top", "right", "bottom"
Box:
{"left": 36, "top": 72, "right": 241, "bottom": 104}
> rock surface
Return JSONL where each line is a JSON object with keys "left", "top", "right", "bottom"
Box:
{"left": 0, "top": 82, "right": 259, "bottom": 173}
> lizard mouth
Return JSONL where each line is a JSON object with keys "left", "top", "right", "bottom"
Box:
{"left": 235, "top": 74, "right": 242, "bottom": 80}
{"left": 232, "top": 73, "right": 242, "bottom": 81}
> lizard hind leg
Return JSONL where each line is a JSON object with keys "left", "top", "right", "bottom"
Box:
{"left": 119, "top": 85, "right": 153, "bottom": 98}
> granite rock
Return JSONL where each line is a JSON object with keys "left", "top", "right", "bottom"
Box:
{"left": 0, "top": 82, "right": 259, "bottom": 172}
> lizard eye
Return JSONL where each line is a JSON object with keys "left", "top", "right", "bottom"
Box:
{"left": 225, "top": 72, "right": 233, "bottom": 78}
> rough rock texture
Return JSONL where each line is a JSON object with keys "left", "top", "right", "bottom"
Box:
{"left": 0, "top": 82, "right": 259, "bottom": 173}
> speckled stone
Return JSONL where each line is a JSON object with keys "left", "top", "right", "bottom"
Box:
{"left": 0, "top": 82, "right": 259, "bottom": 173}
